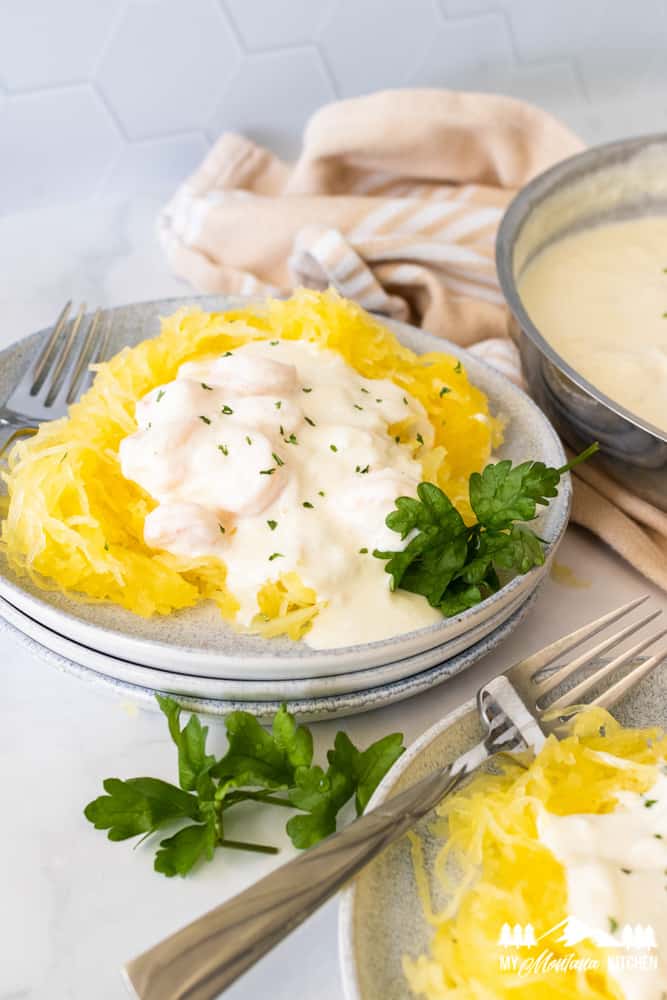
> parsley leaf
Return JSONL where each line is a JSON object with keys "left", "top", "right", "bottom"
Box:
{"left": 154, "top": 818, "right": 217, "bottom": 877}
{"left": 84, "top": 776, "right": 199, "bottom": 841}
{"left": 84, "top": 699, "right": 404, "bottom": 877}
{"left": 374, "top": 444, "right": 597, "bottom": 617}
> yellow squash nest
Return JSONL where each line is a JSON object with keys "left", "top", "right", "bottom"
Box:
{"left": 1, "top": 289, "right": 502, "bottom": 634}
{"left": 404, "top": 707, "right": 667, "bottom": 999}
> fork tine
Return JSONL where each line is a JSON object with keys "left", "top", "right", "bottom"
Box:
{"left": 509, "top": 595, "right": 649, "bottom": 681}
{"left": 533, "top": 608, "right": 663, "bottom": 698}
{"left": 44, "top": 303, "right": 86, "bottom": 406}
{"left": 30, "top": 301, "right": 71, "bottom": 393}
{"left": 590, "top": 643, "right": 667, "bottom": 712}
{"left": 66, "top": 309, "right": 102, "bottom": 403}
{"left": 90, "top": 314, "right": 111, "bottom": 366}
{"left": 546, "top": 627, "right": 667, "bottom": 711}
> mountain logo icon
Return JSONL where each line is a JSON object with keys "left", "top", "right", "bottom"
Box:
{"left": 497, "top": 917, "right": 657, "bottom": 951}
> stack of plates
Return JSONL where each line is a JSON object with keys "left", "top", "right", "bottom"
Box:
{"left": 0, "top": 298, "right": 570, "bottom": 721}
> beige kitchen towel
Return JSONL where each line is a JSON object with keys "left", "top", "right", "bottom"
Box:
{"left": 159, "top": 89, "right": 667, "bottom": 590}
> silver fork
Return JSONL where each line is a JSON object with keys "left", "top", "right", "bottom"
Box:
{"left": 0, "top": 301, "right": 109, "bottom": 454}
{"left": 124, "top": 595, "right": 667, "bottom": 1000}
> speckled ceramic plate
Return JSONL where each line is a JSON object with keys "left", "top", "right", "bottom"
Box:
{"left": 0, "top": 586, "right": 532, "bottom": 700}
{"left": 0, "top": 590, "right": 537, "bottom": 722}
{"left": 338, "top": 657, "right": 667, "bottom": 1000}
{"left": 0, "top": 296, "right": 569, "bottom": 680}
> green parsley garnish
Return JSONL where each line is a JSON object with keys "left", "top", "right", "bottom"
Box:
{"left": 360, "top": 387, "right": 369, "bottom": 394}
{"left": 275, "top": 401, "right": 282, "bottom": 410}
{"left": 218, "top": 444, "right": 228, "bottom": 456}
{"left": 199, "top": 415, "right": 211, "bottom": 424}
{"left": 221, "top": 405, "right": 233, "bottom": 415}
{"left": 609, "top": 917, "right": 619, "bottom": 934}
{"left": 454, "top": 360, "right": 462, "bottom": 374}
{"left": 223, "top": 351, "right": 232, "bottom": 357}
{"left": 302, "top": 501, "right": 314, "bottom": 509}
{"left": 246, "top": 436, "right": 252, "bottom": 445}
{"left": 270, "top": 340, "right": 279, "bottom": 346}
{"left": 330, "top": 444, "right": 338, "bottom": 453}
{"left": 416, "top": 433, "right": 424, "bottom": 446}
{"left": 84, "top": 697, "right": 405, "bottom": 877}
{"left": 284, "top": 433, "right": 298, "bottom": 444}
{"left": 355, "top": 464, "right": 370, "bottom": 474}
{"left": 655, "top": 833, "right": 663, "bottom": 839}
{"left": 268, "top": 552, "right": 284, "bottom": 561}
{"left": 439, "top": 386, "right": 451, "bottom": 397}
{"left": 302, "top": 386, "right": 312, "bottom": 393}
{"left": 156, "top": 389, "right": 165, "bottom": 402}
{"left": 201, "top": 383, "right": 213, "bottom": 390}
{"left": 395, "top": 435, "right": 400, "bottom": 444}
{"left": 376, "top": 398, "right": 383, "bottom": 404}
{"left": 272, "top": 452, "right": 285, "bottom": 467}
{"left": 620, "top": 868, "right": 632, "bottom": 875}
{"left": 218, "top": 523, "right": 225, "bottom": 534}
{"left": 373, "top": 443, "right": 598, "bottom": 617}
{"left": 304, "top": 416, "right": 316, "bottom": 427}
{"left": 104, "top": 541, "right": 109, "bottom": 551}
{"left": 318, "top": 490, "right": 325, "bottom": 497}
{"left": 403, "top": 397, "right": 408, "bottom": 406}
{"left": 260, "top": 468, "right": 276, "bottom": 476}
{"left": 267, "top": 520, "right": 278, "bottom": 531}
{"left": 359, "top": 547, "right": 368, "bottom": 554}
{"left": 354, "top": 404, "right": 363, "bottom": 411}
{"left": 645, "top": 798, "right": 658, "bottom": 808}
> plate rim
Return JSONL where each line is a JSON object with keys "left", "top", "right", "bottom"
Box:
{"left": 338, "top": 695, "right": 477, "bottom": 1000}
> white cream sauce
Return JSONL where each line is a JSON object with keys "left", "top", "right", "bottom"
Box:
{"left": 537, "top": 763, "right": 667, "bottom": 1000}
{"left": 119, "top": 339, "right": 443, "bottom": 647}
{"left": 518, "top": 215, "right": 667, "bottom": 433}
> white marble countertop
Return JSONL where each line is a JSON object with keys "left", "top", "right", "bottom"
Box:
{"left": 1, "top": 194, "right": 665, "bottom": 1000}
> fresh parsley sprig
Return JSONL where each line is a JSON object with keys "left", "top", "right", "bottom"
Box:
{"left": 84, "top": 697, "right": 404, "bottom": 877}
{"left": 373, "top": 443, "right": 598, "bottom": 617}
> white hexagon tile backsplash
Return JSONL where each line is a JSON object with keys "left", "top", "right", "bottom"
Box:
{"left": 2, "top": 0, "right": 667, "bottom": 215}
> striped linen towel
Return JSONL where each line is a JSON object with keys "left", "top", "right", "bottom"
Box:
{"left": 159, "top": 89, "right": 667, "bottom": 590}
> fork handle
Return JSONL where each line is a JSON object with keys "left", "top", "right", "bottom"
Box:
{"left": 123, "top": 747, "right": 484, "bottom": 1000}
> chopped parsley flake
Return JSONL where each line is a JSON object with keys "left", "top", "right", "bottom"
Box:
{"left": 439, "top": 386, "right": 451, "bottom": 397}
{"left": 302, "top": 501, "right": 314, "bottom": 509}
{"left": 156, "top": 389, "right": 165, "bottom": 402}
{"left": 608, "top": 917, "right": 619, "bottom": 934}
{"left": 403, "top": 397, "right": 409, "bottom": 406}
{"left": 104, "top": 541, "right": 109, "bottom": 551}
{"left": 318, "top": 490, "right": 325, "bottom": 497}
{"left": 284, "top": 433, "right": 298, "bottom": 444}
{"left": 59, "top": 451, "right": 68, "bottom": 464}
{"left": 655, "top": 833, "right": 663, "bottom": 839}
{"left": 376, "top": 398, "right": 383, "bottom": 403}
{"left": 246, "top": 436, "right": 252, "bottom": 445}
{"left": 270, "top": 340, "right": 279, "bottom": 346}
{"left": 218, "top": 444, "right": 229, "bottom": 456}
{"left": 199, "top": 415, "right": 211, "bottom": 424}
{"left": 358, "top": 547, "right": 368, "bottom": 554}
{"left": 394, "top": 435, "right": 400, "bottom": 444}
{"left": 268, "top": 552, "right": 284, "bottom": 561}
{"left": 304, "top": 416, "right": 316, "bottom": 427}
{"left": 302, "top": 386, "right": 312, "bottom": 393}
{"left": 620, "top": 868, "right": 632, "bottom": 875}
{"left": 221, "top": 405, "right": 234, "bottom": 415}
{"left": 260, "top": 468, "right": 276, "bottom": 476}
{"left": 201, "top": 383, "right": 213, "bottom": 390}
{"left": 218, "top": 523, "right": 225, "bottom": 534}
{"left": 645, "top": 798, "right": 658, "bottom": 808}
{"left": 454, "top": 360, "right": 462, "bottom": 374}
{"left": 330, "top": 444, "right": 338, "bottom": 453}
{"left": 274, "top": 401, "right": 282, "bottom": 410}
{"left": 355, "top": 464, "right": 370, "bottom": 474}
{"left": 267, "top": 519, "right": 278, "bottom": 531}
{"left": 354, "top": 404, "right": 363, "bottom": 411}
{"left": 223, "top": 351, "right": 233, "bottom": 357}
{"left": 360, "top": 387, "right": 369, "bottom": 394}
{"left": 272, "top": 452, "right": 285, "bottom": 467}
{"left": 416, "top": 433, "right": 424, "bottom": 446}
